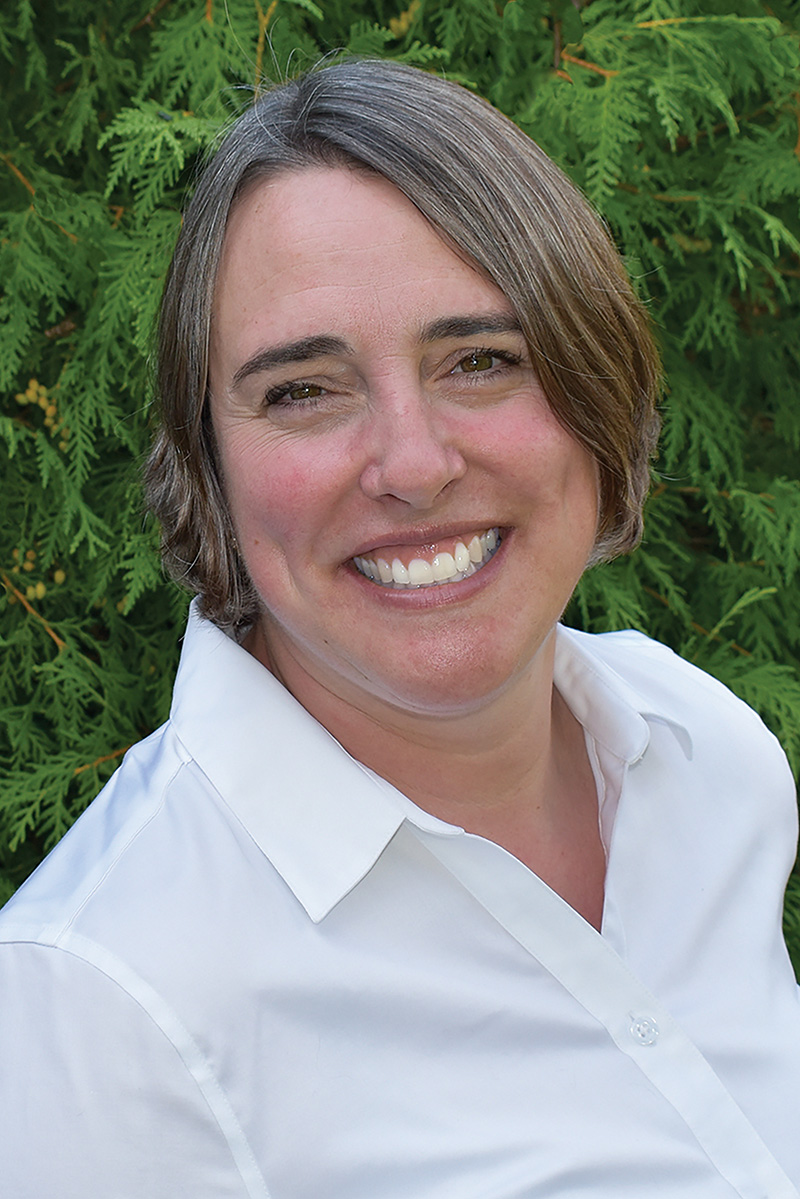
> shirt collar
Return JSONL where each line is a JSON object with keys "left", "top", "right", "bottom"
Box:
{"left": 171, "top": 604, "right": 692, "bottom": 922}
{"left": 170, "top": 602, "right": 409, "bottom": 923}
{"left": 554, "top": 626, "right": 694, "bottom": 763}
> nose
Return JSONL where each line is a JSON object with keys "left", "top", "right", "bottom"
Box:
{"left": 358, "top": 391, "right": 467, "bottom": 509}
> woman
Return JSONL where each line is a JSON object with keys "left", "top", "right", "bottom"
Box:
{"left": 2, "top": 59, "right": 799, "bottom": 1198}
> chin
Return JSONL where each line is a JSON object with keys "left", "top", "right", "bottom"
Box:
{"left": 361, "top": 636, "right": 541, "bottom": 719}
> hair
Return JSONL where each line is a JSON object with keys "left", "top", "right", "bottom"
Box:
{"left": 145, "top": 57, "right": 661, "bottom": 631}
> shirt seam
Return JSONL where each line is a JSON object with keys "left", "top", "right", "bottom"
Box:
{"left": 4, "top": 934, "right": 271, "bottom": 1199}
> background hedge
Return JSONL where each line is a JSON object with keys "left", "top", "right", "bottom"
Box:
{"left": 2, "top": 0, "right": 799, "bottom": 968}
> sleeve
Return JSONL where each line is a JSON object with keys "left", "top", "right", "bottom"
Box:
{"left": 0, "top": 939, "right": 263, "bottom": 1199}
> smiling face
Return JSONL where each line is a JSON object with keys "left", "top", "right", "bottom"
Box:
{"left": 208, "top": 167, "right": 599, "bottom": 720}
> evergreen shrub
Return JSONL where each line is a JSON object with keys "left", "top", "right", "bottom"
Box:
{"left": 2, "top": 0, "right": 799, "bottom": 968}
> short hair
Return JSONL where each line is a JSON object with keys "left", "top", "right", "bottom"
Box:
{"left": 145, "top": 58, "right": 661, "bottom": 631}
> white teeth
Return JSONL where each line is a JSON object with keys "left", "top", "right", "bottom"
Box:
{"left": 432, "top": 552, "right": 456, "bottom": 581}
{"left": 408, "top": 558, "right": 434, "bottom": 585}
{"left": 354, "top": 556, "right": 375, "bottom": 580}
{"left": 354, "top": 529, "right": 502, "bottom": 589}
{"left": 392, "top": 558, "right": 410, "bottom": 585}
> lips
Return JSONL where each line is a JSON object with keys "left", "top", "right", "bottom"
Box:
{"left": 352, "top": 528, "right": 501, "bottom": 589}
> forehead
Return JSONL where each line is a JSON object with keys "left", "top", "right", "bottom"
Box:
{"left": 210, "top": 167, "right": 517, "bottom": 370}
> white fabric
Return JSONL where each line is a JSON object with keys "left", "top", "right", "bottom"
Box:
{"left": 1, "top": 602, "right": 799, "bottom": 1198}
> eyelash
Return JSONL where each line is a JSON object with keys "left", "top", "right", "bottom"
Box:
{"left": 455, "top": 347, "right": 522, "bottom": 375}
{"left": 262, "top": 347, "right": 523, "bottom": 408}
{"left": 263, "top": 380, "right": 324, "bottom": 408}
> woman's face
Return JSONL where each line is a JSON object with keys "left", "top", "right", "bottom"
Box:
{"left": 208, "top": 167, "right": 599, "bottom": 719}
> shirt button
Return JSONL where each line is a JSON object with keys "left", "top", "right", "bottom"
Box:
{"left": 629, "top": 1016, "right": 659, "bottom": 1046}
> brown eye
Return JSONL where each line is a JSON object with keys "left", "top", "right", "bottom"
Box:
{"left": 263, "top": 379, "right": 328, "bottom": 408}
{"left": 288, "top": 383, "right": 323, "bottom": 401}
{"left": 459, "top": 352, "right": 495, "bottom": 373}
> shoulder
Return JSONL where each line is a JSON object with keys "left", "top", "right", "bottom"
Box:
{"left": 566, "top": 626, "right": 772, "bottom": 722}
{"left": 0, "top": 717, "right": 213, "bottom": 944}
{"left": 0, "top": 934, "right": 256, "bottom": 1198}
{"left": 567, "top": 626, "right": 720, "bottom": 695}
{"left": 561, "top": 626, "right": 793, "bottom": 785}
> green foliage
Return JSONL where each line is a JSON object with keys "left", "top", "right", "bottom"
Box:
{"left": 1, "top": 0, "right": 799, "bottom": 965}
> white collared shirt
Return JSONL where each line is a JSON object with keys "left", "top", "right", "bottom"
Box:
{"left": 1, "top": 603, "right": 799, "bottom": 1198}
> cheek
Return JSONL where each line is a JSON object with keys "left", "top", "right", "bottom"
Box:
{"left": 217, "top": 431, "right": 344, "bottom": 552}
{"left": 479, "top": 403, "right": 594, "bottom": 488}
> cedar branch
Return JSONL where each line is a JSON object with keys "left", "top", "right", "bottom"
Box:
{"left": 1, "top": 574, "right": 66, "bottom": 652}
{"left": 552, "top": 16, "right": 562, "bottom": 70}
{"left": 560, "top": 52, "right": 618, "bottom": 79}
{"left": 254, "top": 0, "right": 279, "bottom": 94}
{"left": 74, "top": 745, "right": 133, "bottom": 776}
{"left": 2, "top": 157, "right": 78, "bottom": 239}
{"left": 47, "top": 217, "right": 78, "bottom": 243}
{"left": 642, "top": 588, "right": 751, "bottom": 657}
{"left": 2, "top": 155, "right": 35, "bottom": 196}
{"left": 673, "top": 106, "right": 773, "bottom": 153}
{"left": 130, "top": 0, "right": 173, "bottom": 33}
{"left": 636, "top": 17, "right": 697, "bottom": 28}
{"left": 653, "top": 191, "right": 698, "bottom": 203}
{"left": 615, "top": 181, "right": 698, "bottom": 204}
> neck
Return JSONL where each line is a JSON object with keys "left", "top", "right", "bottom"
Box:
{"left": 330, "top": 650, "right": 560, "bottom": 827}
{"left": 251, "top": 621, "right": 557, "bottom": 813}
{"left": 247, "top": 621, "right": 606, "bottom": 928}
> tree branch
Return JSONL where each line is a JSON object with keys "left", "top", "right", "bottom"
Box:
{"left": 560, "top": 51, "right": 618, "bottom": 78}
{"left": 2, "top": 155, "right": 35, "bottom": 196}
{"left": 74, "top": 745, "right": 133, "bottom": 775}
{"left": 1, "top": 574, "right": 66, "bottom": 652}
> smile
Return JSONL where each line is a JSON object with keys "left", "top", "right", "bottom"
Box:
{"left": 352, "top": 529, "right": 501, "bottom": 589}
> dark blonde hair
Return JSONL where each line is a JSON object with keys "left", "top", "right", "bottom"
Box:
{"left": 146, "top": 58, "right": 661, "bottom": 631}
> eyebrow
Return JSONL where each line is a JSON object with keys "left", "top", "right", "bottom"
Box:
{"left": 230, "top": 313, "right": 524, "bottom": 389}
{"left": 232, "top": 335, "right": 352, "bottom": 388}
{"left": 419, "top": 313, "right": 524, "bottom": 342}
